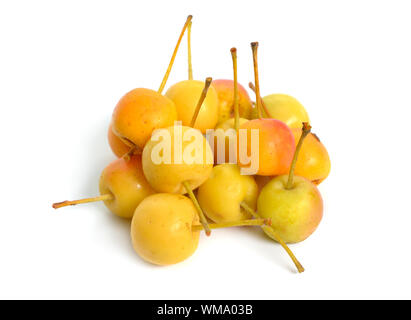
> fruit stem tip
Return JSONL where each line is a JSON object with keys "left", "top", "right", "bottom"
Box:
{"left": 302, "top": 122, "right": 312, "bottom": 133}
{"left": 52, "top": 201, "right": 67, "bottom": 209}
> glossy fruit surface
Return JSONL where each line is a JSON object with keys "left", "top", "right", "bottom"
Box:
{"left": 197, "top": 164, "right": 258, "bottom": 223}
{"left": 291, "top": 128, "right": 331, "bottom": 184}
{"left": 213, "top": 117, "right": 248, "bottom": 164}
{"left": 251, "top": 94, "right": 310, "bottom": 129}
{"left": 238, "top": 119, "right": 295, "bottom": 176}
{"left": 257, "top": 175, "right": 323, "bottom": 243}
{"left": 112, "top": 88, "right": 177, "bottom": 150}
{"left": 165, "top": 80, "right": 219, "bottom": 133}
{"left": 107, "top": 123, "right": 130, "bottom": 157}
{"left": 131, "top": 193, "right": 200, "bottom": 265}
{"left": 142, "top": 125, "right": 213, "bottom": 193}
{"left": 213, "top": 79, "right": 253, "bottom": 123}
{"left": 99, "top": 154, "right": 155, "bottom": 218}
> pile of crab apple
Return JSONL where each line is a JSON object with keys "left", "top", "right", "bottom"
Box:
{"left": 53, "top": 16, "right": 330, "bottom": 273}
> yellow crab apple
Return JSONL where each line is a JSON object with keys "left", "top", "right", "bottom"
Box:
{"left": 53, "top": 155, "right": 155, "bottom": 218}
{"left": 165, "top": 80, "right": 219, "bottom": 133}
{"left": 112, "top": 88, "right": 177, "bottom": 151}
{"left": 197, "top": 164, "right": 258, "bottom": 223}
{"left": 109, "top": 16, "right": 192, "bottom": 152}
{"left": 291, "top": 128, "right": 331, "bottom": 184}
{"left": 131, "top": 193, "right": 201, "bottom": 266}
{"left": 142, "top": 125, "right": 213, "bottom": 194}
{"left": 251, "top": 94, "right": 310, "bottom": 129}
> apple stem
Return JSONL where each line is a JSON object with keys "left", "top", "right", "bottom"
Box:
{"left": 183, "top": 181, "right": 211, "bottom": 236}
{"left": 187, "top": 21, "right": 193, "bottom": 80}
{"left": 115, "top": 135, "right": 140, "bottom": 160}
{"left": 231, "top": 48, "right": 240, "bottom": 132}
{"left": 190, "top": 77, "right": 213, "bottom": 127}
{"left": 52, "top": 194, "right": 114, "bottom": 209}
{"left": 240, "top": 202, "right": 305, "bottom": 273}
{"left": 248, "top": 82, "right": 273, "bottom": 118}
{"left": 158, "top": 15, "right": 193, "bottom": 94}
{"left": 122, "top": 146, "right": 138, "bottom": 161}
{"left": 192, "top": 218, "right": 271, "bottom": 232}
{"left": 286, "top": 122, "right": 312, "bottom": 190}
{"left": 251, "top": 42, "right": 263, "bottom": 119}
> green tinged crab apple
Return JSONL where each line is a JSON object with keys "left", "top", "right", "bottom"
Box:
{"left": 257, "top": 123, "right": 323, "bottom": 243}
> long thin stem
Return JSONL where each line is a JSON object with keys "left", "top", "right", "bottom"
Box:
{"left": 251, "top": 42, "right": 263, "bottom": 118}
{"left": 192, "top": 218, "right": 270, "bottom": 232}
{"left": 52, "top": 194, "right": 114, "bottom": 209}
{"left": 286, "top": 122, "right": 311, "bottom": 190}
{"left": 158, "top": 15, "right": 193, "bottom": 94}
{"left": 231, "top": 48, "right": 240, "bottom": 132}
{"left": 187, "top": 21, "right": 193, "bottom": 80}
{"left": 190, "top": 77, "right": 213, "bottom": 127}
{"left": 183, "top": 181, "right": 211, "bottom": 236}
{"left": 240, "top": 202, "right": 305, "bottom": 273}
{"left": 248, "top": 82, "right": 272, "bottom": 118}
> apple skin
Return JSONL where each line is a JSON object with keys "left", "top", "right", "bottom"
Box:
{"left": 197, "top": 164, "right": 258, "bottom": 223}
{"left": 107, "top": 123, "right": 131, "bottom": 158}
{"left": 165, "top": 80, "right": 219, "bottom": 134}
{"left": 99, "top": 154, "right": 155, "bottom": 218}
{"left": 251, "top": 94, "right": 310, "bottom": 129}
{"left": 213, "top": 79, "right": 253, "bottom": 123}
{"left": 131, "top": 193, "right": 200, "bottom": 266}
{"left": 238, "top": 119, "right": 295, "bottom": 176}
{"left": 142, "top": 125, "right": 213, "bottom": 194}
{"left": 291, "top": 128, "right": 331, "bottom": 184}
{"left": 257, "top": 175, "right": 323, "bottom": 243}
{"left": 112, "top": 88, "right": 177, "bottom": 150}
{"left": 213, "top": 117, "right": 249, "bottom": 164}
{"left": 214, "top": 117, "right": 249, "bottom": 131}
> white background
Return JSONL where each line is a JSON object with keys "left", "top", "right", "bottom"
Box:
{"left": 1, "top": 0, "right": 410, "bottom": 299}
